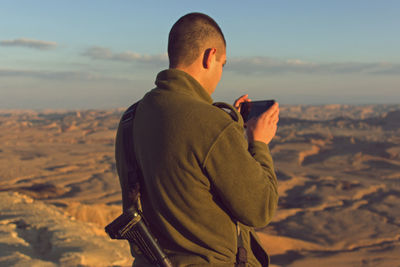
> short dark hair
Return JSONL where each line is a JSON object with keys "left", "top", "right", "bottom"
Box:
{"left": 168, "top": 13, "right": 226, "bottom": 68}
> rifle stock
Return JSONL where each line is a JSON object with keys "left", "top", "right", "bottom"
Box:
{"left": 105, "top": 207, "right": 173, "bottom": 267}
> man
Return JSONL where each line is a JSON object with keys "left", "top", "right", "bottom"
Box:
{"left": 116, "top": 12, "right": 279, "bottom": 266}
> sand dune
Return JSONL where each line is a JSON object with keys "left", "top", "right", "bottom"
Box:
{"left": 1, "top": 104, "right": 400, "bottom": 266}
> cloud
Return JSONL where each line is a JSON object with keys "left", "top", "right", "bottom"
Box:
{"left": 226, "top": 57, "right": 400, "bottom": 75}
{"left": 0, "top": 38, "right": 57, "bottom": 50}
{"left": 82, "top": 46, "right": 400, "bottom": 75}
{"left": 0, "top": 68, "right": 106, "bottom": 81}
{"left": 83, "top": 46, "right": 167, "bottom": 65}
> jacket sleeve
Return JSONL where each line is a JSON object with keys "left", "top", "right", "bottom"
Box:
{"left": 203, "top": 122, "right": 278, "bottom": 228}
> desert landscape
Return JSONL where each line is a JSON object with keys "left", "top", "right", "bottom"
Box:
{"left": 1, "top": 104, "right": 399, "bottom": 267}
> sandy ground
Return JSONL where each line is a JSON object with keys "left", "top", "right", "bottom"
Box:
{"left": 0, "top": 105, "right": 399, "bottom": 266}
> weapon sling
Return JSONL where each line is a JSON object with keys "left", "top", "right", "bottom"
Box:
{"left": 105, "top": 102, "right": 173, "bottom": 267}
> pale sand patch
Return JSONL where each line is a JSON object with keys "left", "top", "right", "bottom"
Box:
{"left": 257, "top": 232, "right": 323, "bottom": 255}
{"left": 64, "top": 202, "right": 122, "bottom": 231}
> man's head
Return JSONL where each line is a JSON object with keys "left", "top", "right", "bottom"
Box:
{"left": 168, "top": 13, "right": 226, "bottom": 68}
{"left": 168, "top": 13, "right": 226, "bottom": 95}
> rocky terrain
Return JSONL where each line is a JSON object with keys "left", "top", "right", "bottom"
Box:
{"left": 1, "top": 104, "right": 399, "bottom": 266}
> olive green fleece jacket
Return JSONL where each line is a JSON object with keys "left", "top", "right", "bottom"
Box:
{"left": 116, "top": 69, "right": 278, "bottom": 266}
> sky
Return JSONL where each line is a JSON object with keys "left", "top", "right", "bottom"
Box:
{"left": 1, "top": 0, "right": 400, "bottom": 109}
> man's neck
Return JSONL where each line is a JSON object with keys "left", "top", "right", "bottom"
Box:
{"left": 172, "top": 65, "right": 212, "bottom": 96}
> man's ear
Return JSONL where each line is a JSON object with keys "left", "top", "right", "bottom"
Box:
{"left": 202, "top": 48, "right": 216, "bottom": 69}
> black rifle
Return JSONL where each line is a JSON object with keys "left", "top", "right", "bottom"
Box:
{"left": 105, "top": 102, "right": 173, "bottom": 267}
{"left": 105, "top": 207, "right": 172, "bottom": 267}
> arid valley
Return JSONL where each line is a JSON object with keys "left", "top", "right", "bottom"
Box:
{"left": 1, "top": 104, "right": 399, "bottom": 267}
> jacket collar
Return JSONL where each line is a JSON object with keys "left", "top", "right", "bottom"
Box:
{"left": 155, "top": 69, "right": 213, "bottom": 104}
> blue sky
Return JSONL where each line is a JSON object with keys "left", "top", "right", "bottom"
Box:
{"left": 1, "top": 0, "right": 399, "bottom": 109}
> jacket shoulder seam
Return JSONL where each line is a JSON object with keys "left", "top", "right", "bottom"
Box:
{"left": 202, "top": 121, "right": 237, "bottom": 169}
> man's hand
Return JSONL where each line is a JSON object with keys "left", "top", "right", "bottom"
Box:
{"left": 246, "top": 102, "right": 279, "bottom": 145}
{"left": 233, "top": 94, "right": 251, "bottom": 113}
